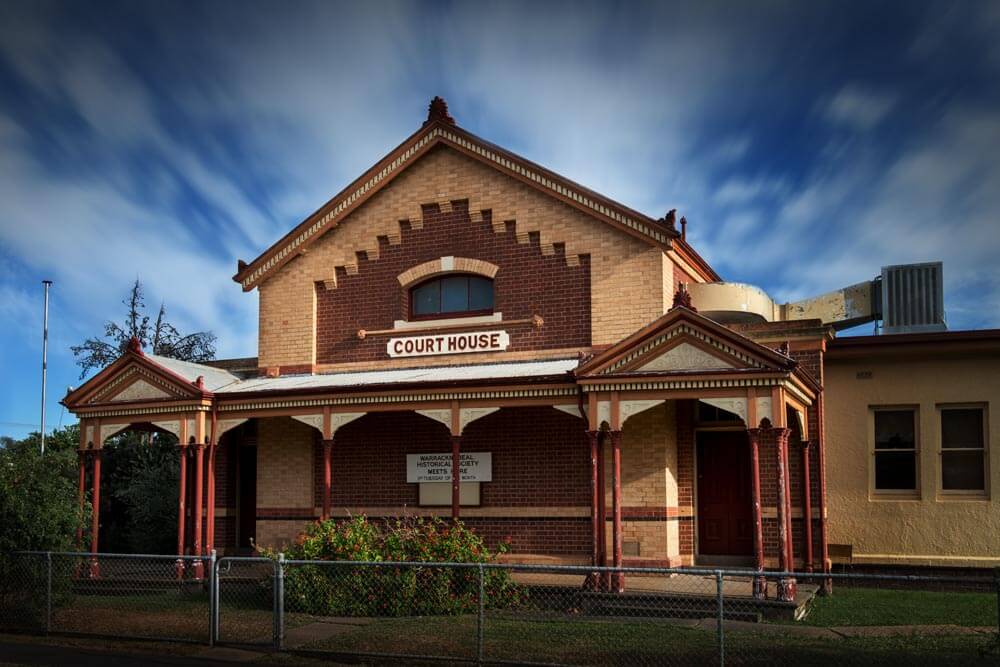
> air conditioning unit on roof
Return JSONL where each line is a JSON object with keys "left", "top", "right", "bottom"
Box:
{"left": 879, "top": 262, "right": 946, "bottom": 334}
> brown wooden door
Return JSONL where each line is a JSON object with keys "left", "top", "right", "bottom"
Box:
{"left": 696, "top": 431, "right": 753, "bottom": 556}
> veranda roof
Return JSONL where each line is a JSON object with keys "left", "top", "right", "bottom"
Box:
{"left": 146, "top": 354, "right": 579, "bottom": 395}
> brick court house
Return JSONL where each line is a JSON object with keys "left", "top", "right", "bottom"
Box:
{"left": 63, "top": 99, "right": 1000, "bottom": 594}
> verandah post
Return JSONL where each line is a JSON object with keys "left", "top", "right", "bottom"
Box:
{"left": 322, "top": 439, "right": 334, "bottom": 520}
{"left": 176, "top": 442, "right": 188, "bottom": 580}
{"left": 800, "top": 440, "right": 814, "bottom": 572}
{"left": 193, "top": 441, "right": 206, "bottom": 579}
{"left": 610, "top": 430, "right": 624, "bottom": 593}
{"left": 586, "top": 430, "right": 601, "bottom": 590}
{"left": 715, "top": 570, "right": 725, "bottom": 666}
{"left": 451, "top": 435, "right": 462, "bottom": 520}
{"left": 747, "top": 428, "right": 767, "bottom": 599}
{"left": 88, "top": 449, "right": 102, "bottom": 578}
{"left": 775, "top": 427, "right": 796, "bottom": 601}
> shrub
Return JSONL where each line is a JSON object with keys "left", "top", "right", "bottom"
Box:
{"left": 260, "top": 515, "right": 522, "bottom": 617}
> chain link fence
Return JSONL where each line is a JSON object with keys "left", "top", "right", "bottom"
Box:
{"left": 2, "top": 551, "right": 998, "bottom": 664}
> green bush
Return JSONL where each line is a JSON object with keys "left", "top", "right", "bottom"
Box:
{"left": 261, "top": 515, "right": 522, "bottom": 617}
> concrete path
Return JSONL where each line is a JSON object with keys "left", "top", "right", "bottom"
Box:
{"left": 282, "top": 617, "right": 374, "bottom": 649}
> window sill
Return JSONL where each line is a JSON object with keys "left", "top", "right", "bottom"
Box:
{"left": 936, "top": 492, "right": 990, "bottom": 502}
{"left": 869, "top": 491, "right": 921, "bottom": 502}
{"left": 358, "top": 313, "right": 543, "bottom": 339}
{"left": 393, "top": 312, "right": 503, "bottom": 330}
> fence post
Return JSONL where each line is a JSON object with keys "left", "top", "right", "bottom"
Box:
{"left": 208, "top": 550, "right": 217, "bottom": 647}
{"left": 45, "top": 552, "right": 52, "bottom": 634}
{"left": 994, "top": 567, "right": 999, "bottom": 642}
{"left": 274, "top": 553, "right": 285, "bottom": 651}
{"left": 477, "top": 563, "right": 485, "bottom": 665}
{"left": 716, "top": 570, "right": 725, "bottom": 666}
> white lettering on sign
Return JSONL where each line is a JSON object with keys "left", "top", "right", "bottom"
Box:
{"left": 387, "top": 331, "right": 509, "bottom": 358}
{"left": 407, "top": 452, "right": 492, "bottom": 483}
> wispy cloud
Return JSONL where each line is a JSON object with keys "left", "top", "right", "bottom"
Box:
{"left": 0, "top": 0, "right": 998, "bottom": 437}
{"left": 823, "top": 85, "right": 898, "bottom": 130}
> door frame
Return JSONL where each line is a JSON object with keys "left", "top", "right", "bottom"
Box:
{"left": 693, "top": 425, "right": 754, "bottom": 566}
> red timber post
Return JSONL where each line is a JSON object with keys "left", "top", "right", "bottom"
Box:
{"left": 451, "top": 435, "right": 462, "bottom": 520}
{"left": 450, "top": 402, "right": 463, "bottom": 521}
{"left": 816, "top": 393, "right": 832, "bottom": 592}
{"left": 321, "top": 439, "right": 333, "bottom": 521}
{"left": 597, "top": 433, "right": 608, "bottom": 575}
{"left": 747, "top": 427, "right": 767, "bottom": 599}
{"left": 206, "top": 407, "right": 218, "bottom": 556}
{"left": 192, "top": 441, "right": 206, "bottom": 579}
{"left": 176, "top": 441, "right": 188, "bottom": 579}
{"left": 610, "top": 429, "right": 624, "bottom": 593}
{"left": 800, "top": 440, "right": 814, "bottom": 572}
{"left": 775, "top": 426, "right": 796, "bottom": 601}
{"left": 89, "top": 448, "right": 102, "bottom": 578}
{"left": 585, "top": 429, "right": 601, "bottom": 590}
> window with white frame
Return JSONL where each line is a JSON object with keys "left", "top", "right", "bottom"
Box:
{"left": 873, "top": 408, "right": 918, "bottom": 492}
{"left": 940, "top": 406, "right": 987, "bottom": 492}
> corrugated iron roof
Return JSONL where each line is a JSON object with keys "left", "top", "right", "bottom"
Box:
{"left": 143, "top": 355, "right": 578, "bottom": 395}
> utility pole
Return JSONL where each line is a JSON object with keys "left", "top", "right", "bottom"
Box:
{"left": 40, "top": 280, "right": 52, "bottom": 455}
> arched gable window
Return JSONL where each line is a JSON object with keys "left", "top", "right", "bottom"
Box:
{"left": 410, "top": 274, "right": 494, "bottom": 319}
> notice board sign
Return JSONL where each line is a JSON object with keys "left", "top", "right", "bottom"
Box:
{"left": 406, "top": 452, "right": 492, "bottom": 483}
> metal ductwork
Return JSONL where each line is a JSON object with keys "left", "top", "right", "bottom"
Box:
{"left": 687, "top": 262, "right": 947, "bottom": 333}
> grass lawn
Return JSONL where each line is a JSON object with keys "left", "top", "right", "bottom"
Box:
{"left": 303, "top": 614, "right": 999, "bottom": 665}
{"left": 792, "top": 587, "right": 999, "bottom": 627}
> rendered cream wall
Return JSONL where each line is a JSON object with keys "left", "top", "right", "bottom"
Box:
{"left": 825, "top": 355, "right": 1000, "bottom": 567}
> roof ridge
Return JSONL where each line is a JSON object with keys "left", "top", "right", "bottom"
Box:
{"left": 233, "top": 99, "right": 688, "bottom": 291}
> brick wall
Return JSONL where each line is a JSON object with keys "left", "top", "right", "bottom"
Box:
{"left": 315, "top": 200, "right": 591, "bottom": 365}
{"left": 257, "top": 145, "right": 667, "bottom": 369}
{"left": 260, "top": 408, "right": 594, "bottom": 554}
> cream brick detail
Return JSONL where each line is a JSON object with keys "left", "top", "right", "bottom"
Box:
{"left": 217, "top": 418, "right": 249, "bottom": 438}
{"left": 99, "top": 423, "right": 129, "bottom": 443}
{"left": 257, "top": 418, "right": 315, "bottom": 510}
{"left": 397, "top": 256, "right": 500, "bottom": 288}
{"left": 331, "top": 412, "right": 366, "bottom": 435}
{"left": 258, "top": 146, "right": 665, "bottom": 369}
{"left": 637, "top": 343, "right": 735, "bottom": 372}
{"left": 700, "top": 397, "right": 748, "bottom": 424}
{"left": 291, "top": 414, "right": 324, "bottom": 434}
{"left": 459, "top": 407, "right": 500, "bottom": 433}
{"left": 415, "top": 409, "right": 452, "bottom": 430}
{"left": 152, "top": 421, "right": 181, "bottom": 439}
{"left": 109, "top": 379, "right": 172, "bottom": 402}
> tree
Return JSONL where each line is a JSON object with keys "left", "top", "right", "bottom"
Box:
{"left": 67, "top": 279, "right": 216, "bottom": 554}
{"left": 70, "top": 279, "right": 217, "bottom": 378}
{"left": 0, "top": 425, "right": 86, "bottom": 556}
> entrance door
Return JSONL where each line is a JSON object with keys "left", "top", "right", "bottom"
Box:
{"left": 696, "top": 431, "right": 753, "bottom": 556}
{"left": 237, "top": 446, "right": 257, "bottom": 551}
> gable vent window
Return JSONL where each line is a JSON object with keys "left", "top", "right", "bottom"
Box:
{"left": 410, "top": 275, "right": 494, "bottom": 320}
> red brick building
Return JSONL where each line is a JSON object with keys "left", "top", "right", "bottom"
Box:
{"left": 64, "top": 97, "right": 837, "bottom": 598}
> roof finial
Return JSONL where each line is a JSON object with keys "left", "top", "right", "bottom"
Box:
{"left": 671, "top": 282, "right": 696, "bottom": 311}
{"left": 127, "top": 336, "right": 144, "bottom": 356}
{"left": 658, "top": 209, "right": 677, "bottom": 233}
{"left": 424, "top": 96, "right": 455, "bottom": 127}
{"left": 680, "top": 216, "right": 687, "bottom": 241}
{"left": 194, "top": 375, "right": 205, "bottom": 390}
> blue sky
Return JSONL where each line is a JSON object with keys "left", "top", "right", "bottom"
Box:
{"left": 2, "top": 1, "right": 999, "bottom": 438}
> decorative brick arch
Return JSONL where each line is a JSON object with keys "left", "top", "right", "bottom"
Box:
{"left": 397, "top": 256, "right": 500, "bottom": 288}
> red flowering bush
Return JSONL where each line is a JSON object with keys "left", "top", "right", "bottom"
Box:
{"left": 260, "top": 515, "right": 522, "bottom": 617}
